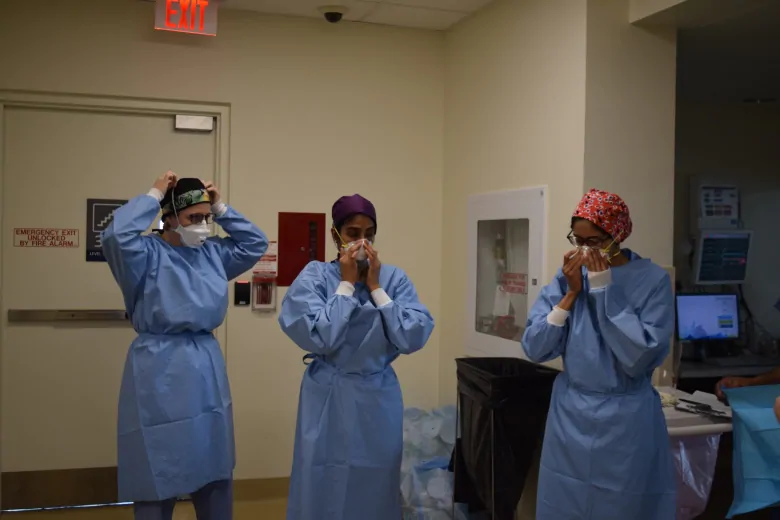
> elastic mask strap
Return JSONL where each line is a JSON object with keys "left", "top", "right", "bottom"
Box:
{"left": 332, "top": 226, "right": 349, "bottom": 249}
{"left": 332, "top": 226, "right": 371, "bottom": 250}
{"left": 602, "top": 239, "right": 621, "bottom": 263}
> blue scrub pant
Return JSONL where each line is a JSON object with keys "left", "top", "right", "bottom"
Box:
{"left": 132, "top": 479, "right": 233, "bottom": 520}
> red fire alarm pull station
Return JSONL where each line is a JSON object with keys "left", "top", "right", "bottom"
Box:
{"left": 278, "top": 212, "right": 327, "bottom": 287}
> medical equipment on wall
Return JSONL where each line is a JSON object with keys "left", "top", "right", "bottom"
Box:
{"left": 251, "top": 240, "right": 278, "bottom": 311}
{"left": 252, "top": 273, "right": 277, "bottom": 312}
{"left": 693, "top": 230, "right": 752, "bottom": 285}
{"left": 696, "top": 185, "right": 740, "bottom": 230}
{"left": 676, "top": 292, "right": 742, "bottom": 360}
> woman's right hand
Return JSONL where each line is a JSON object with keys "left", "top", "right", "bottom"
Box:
{"left": 153, "top": 171, "right": 177, "bottom": 193}
{"left": 562, "top": 249, "right": 584, "bottom": 294}
{"left": 339, "top": 243, "right": 360, "bottom": 285}
{"left": 715, "top": 376, "right": 754, "bottom": 400}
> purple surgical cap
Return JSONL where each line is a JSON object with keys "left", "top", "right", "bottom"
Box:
{"left": 332, "top": 194, "right": 377, "bottom": 230}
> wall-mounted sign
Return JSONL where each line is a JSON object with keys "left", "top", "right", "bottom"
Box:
{"left": 253, "top": 241, "right": 278, "bottom": 277}
{"left": 86, "top": 199, "right": 127, "bottom": 262}
{"left": 500, "top": 272, "right": 528, "bottom": 295}
{"left": 14, "top": 228, "right": 79, "bottom": 248}
{"left": 155, "top": 0, "right": 219, "bottom": 36}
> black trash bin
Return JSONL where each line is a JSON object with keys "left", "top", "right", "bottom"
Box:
{"left": 450, "top": 357, "right": 559, "bottom": 520}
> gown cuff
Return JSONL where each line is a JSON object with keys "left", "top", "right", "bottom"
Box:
{"left": 212, "top": 202, "right": 228, "bottom": 217}
{"left": 546, "top": 306, "right": 570, "bottom": 327}
{"left": 587, "top": 269, "right": 612, "bottom": 290}
{"left": 335, "top": 281, "right": 355, "bottom": 298}
{"left": 148, "top": 188, "right": 164, "bottom": 202}
{"left": 371, "top": 288, "right": 392, "bottom": 308}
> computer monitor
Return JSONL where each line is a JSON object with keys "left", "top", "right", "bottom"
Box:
{"left": 676, "top": 293, "right": 739, "bottom": 341}
{"left": 694, "top": 230, "right": 752, "bottom": 285}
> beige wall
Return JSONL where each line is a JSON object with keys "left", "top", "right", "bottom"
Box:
{"left": 440, "top": 0, "right": 589, "bottom": 400}
{"left": 629, "top": 0, "right": 686, "bottom": 23}
{"left": 584, "top": 0, "right": 677, "bottom": 266}
{"left": 0, "top": 0, "right": 444, "bottom": 479}
{"left": 0, "top": 0, "right": 680, "bottom": 489}
{"left": 439, "top": 0, "right": 678, "bottom": 404}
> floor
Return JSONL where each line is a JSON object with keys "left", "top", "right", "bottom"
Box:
{"left": 1, "top": 499, "right": 287, "bottom": 519}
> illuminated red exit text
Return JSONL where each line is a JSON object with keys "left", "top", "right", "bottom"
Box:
{"left": 163, "top": 0, "right": 212, "bottom": 34}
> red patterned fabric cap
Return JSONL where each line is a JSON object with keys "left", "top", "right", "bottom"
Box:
{"left": 572, "top": 188, "right": 633, "bottom": 243}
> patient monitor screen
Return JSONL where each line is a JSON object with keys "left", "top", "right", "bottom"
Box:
{"left": 676, "top": 294, "right": 739, "bottom": 341}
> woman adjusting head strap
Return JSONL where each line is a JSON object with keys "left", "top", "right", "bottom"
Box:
{"left": 160, "top": 177, "right": 211, "bottom": 217}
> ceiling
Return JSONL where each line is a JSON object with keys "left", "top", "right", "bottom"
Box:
{"left": 677, "top": 0, "right": 780, "bottom": 103}
{"left": 220, "top": 0, "right": 494, "bottom": 30}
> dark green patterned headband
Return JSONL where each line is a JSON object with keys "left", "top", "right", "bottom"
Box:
{"left": 161, "top": 189, "right": 211, "bottom": 216}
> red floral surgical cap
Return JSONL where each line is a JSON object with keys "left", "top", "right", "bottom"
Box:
{"left": 573, "top": 188, "right": 633, "bottom": 243}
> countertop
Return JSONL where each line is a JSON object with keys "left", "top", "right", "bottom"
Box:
{"left": 659, "top": 386, "right": 733, "bottom": 437}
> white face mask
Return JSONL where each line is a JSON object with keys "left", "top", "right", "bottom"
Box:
{"left": 343, "top": 239, "right": 369, "bottom": 261}
{"left": 175, "top": 222, "right": 210, "bottom": 248}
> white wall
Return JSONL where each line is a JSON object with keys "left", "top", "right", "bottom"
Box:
{"left": 584, "top": 0, "right": 677, "bottom": 266}
{"left": 674, "top": 102, "right": 780, "bottom": 336}
{"left": 0, "top": 0, "right": 444, "bottom": 479}
{"left": 440, "top": 0, "right": 589, "bottom": 399}
{"left": 439, "top": 0, "right": 678, "bottom": 405}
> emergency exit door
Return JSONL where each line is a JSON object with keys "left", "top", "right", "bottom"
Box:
{"left": 0, "top": 101, "right": 222, "bottom": 510}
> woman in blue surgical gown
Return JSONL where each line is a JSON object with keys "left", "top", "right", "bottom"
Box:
{"left": 278, "top": 194, "right": 435, "bottom": 520}
{"left": 103, "top": 172, "right": 267, "bottom": 520}
{"left": 522, "top": 189, "right": 676, "bottom": 520}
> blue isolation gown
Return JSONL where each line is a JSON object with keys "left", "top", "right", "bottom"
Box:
{"left": 522, "top": 250, "right": 676, "bottom": 520}
{"left": 278, "top": 261, "right": 435, "bottom": 520}
{"left": 102, "top": 194, "right": 268, "bottom": 502}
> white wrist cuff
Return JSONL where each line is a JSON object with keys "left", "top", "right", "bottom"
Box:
{"left": 212, "top": 202, "right": 228, "bottom": 217}
{"left": 587, "top": 269, "right": 612, "bottom": 290}
{"left": 148, "top": 188, "right": 164, "bottom": 202}
{"left": 546, "top": 306, "right": 570, "bottom": 327}
{"left": 371, "top": 288, "right": 392, "bottom": 308}
{"left": 336, "top": 281, "right": 355, "bottom": 297}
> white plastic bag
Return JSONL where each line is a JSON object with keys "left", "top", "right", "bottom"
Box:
{"left": 401, "top": 407, "right": 458, "bottom": 519}
{"left": 671, "top": 434, "right": 720, "bottom": 520}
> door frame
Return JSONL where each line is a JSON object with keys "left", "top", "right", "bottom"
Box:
{"left": 0, "top": 90, "right": 232, "bottom": 510}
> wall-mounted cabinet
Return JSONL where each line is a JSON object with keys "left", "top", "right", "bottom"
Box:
{"left": 466, "top": 187, "right": 547, "bottom": 358}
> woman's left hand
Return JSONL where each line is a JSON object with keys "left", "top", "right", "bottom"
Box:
{"left": 202, "top": 180, "right": 221, "bottom": 205}
{"left": 365, "top": 243, "right": 382, "bottom": 291}
{"left": 583, "top": 248, "right": 609, "bottom": 273}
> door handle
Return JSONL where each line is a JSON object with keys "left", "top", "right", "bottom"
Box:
{"left": 7, "top": 309, "right": 128, "bottom": 323}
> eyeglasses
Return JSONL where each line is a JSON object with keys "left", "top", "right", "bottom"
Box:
{"left": 187, "top": 213, "right": 214, "bottom": 225}
{"left": 567, "top": 231, "right": 609, "bottom": 248}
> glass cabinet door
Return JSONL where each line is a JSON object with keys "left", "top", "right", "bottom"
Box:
{"left": 475, "top": 218, "right": 529, "bottom": 342}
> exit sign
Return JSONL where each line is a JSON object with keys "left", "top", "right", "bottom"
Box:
{"left": 155, "top": 0, "right": 218, "bottom": 36}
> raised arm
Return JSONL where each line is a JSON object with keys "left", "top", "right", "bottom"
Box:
{"left": 211, "top": 205, "right": 268, "bottom": 280}
{"left": 102, "top": 173, "right": 176, "bottom": 301}
{"left": 373, "top": 269, "right": 434, "bottom": 355}
{"left": 201, "top": 182, "right": 268, "bottom": 280}
{"left": 278, "top": 262, "right": 360, "bottom": 356}
{"left": 521, "top": 272, "right": 573, "bottom": 363}
{"left": 588, "top": 269, "right": 673, "bottom": 378}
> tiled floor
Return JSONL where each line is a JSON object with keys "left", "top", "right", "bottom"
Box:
{"left": 1, "top": 499, "right": 287, "bottom": 519}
